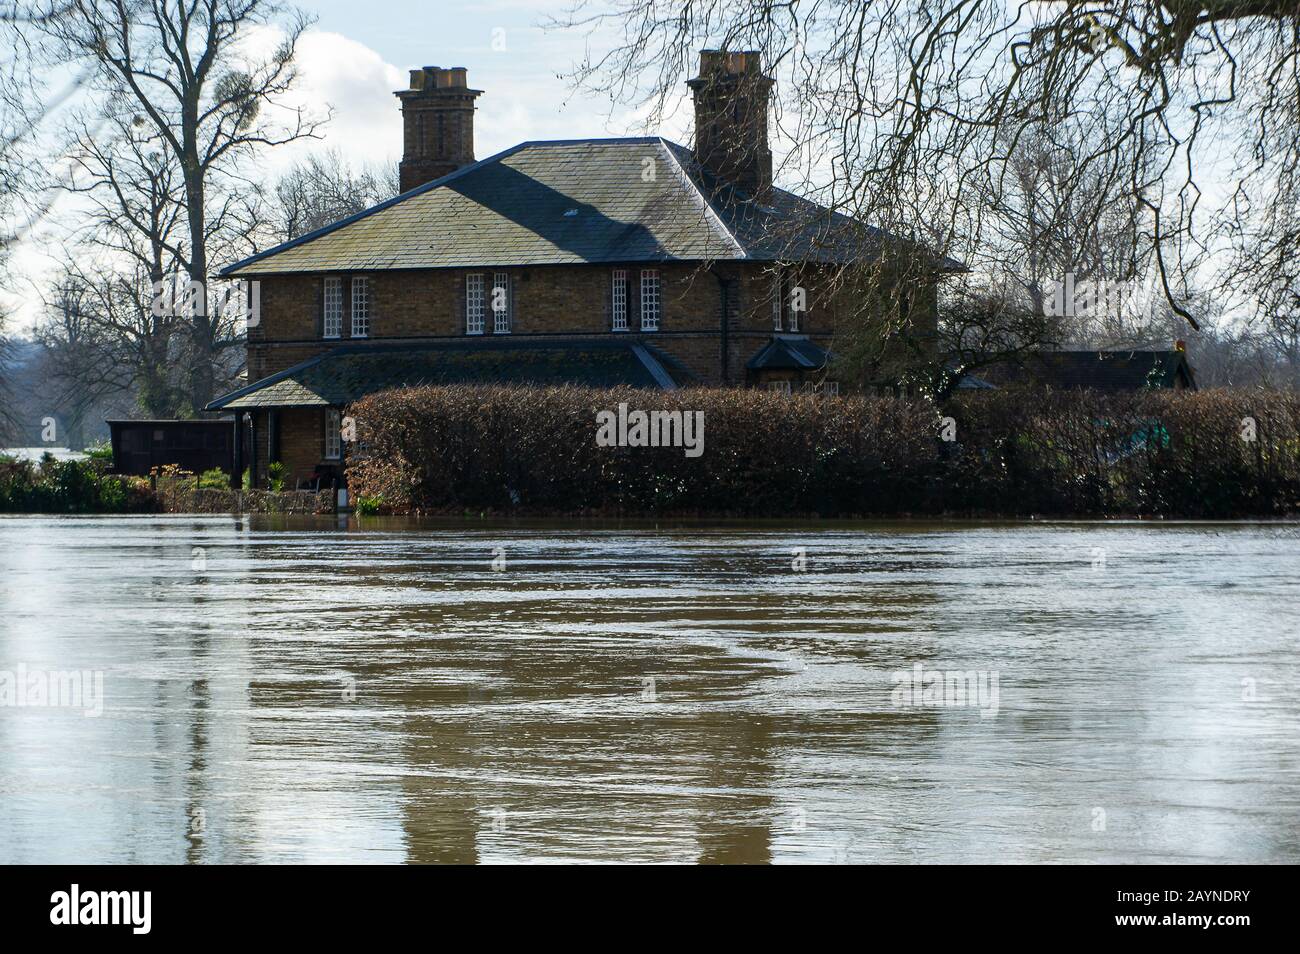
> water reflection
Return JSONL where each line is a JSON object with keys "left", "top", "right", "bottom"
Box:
{"left": 1, "top": 515, "right": 1297, "bottom": 863}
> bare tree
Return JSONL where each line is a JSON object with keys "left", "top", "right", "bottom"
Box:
{"left": 273, "top": 149, "right": 398, "bottom": 242}
{"left": 33, "top": 0, "right": 326, "bottom": 412}
{"left": 553, "top": 1, "right": 1300, "bottom": 370}
{"left": 44, "top": 255, "right": 190, "bottom": 418}
{"left": 34, "top": 277, "right": 129, "bottom": 448}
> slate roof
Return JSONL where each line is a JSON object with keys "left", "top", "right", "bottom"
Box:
{"left": 746, "top": 335, "right": 831, "bottom": 371}
{"left": 221, "top": 138, "right": 946, "bottom": 276}
{"left": 205, "top": 339, "right": 690, "bottom": 410}
{"left": 973, "top": 350, "right": 1197, "bottom": 391}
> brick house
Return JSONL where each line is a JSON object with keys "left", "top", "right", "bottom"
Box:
{"left": 207, "top": 51, "right": 934, "bottom": 489}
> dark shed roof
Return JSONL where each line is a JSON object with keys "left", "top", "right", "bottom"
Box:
{"left": 975, "top": 350, "right": 1197, "bottom": 391}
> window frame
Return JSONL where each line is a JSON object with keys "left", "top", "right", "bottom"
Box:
{"left": 322, "top": 276, "right": 342, "bottom": 339}
{"left": 465, "top": 273, "right": 485, "bottom": 335}
{"left": 771, "top": 270, "right": 783, "bottom": 331}
{"left": 351, "top": 276, "right": 370, "bottom": 338}
{"left": 492, "top": 271, "right": 511, "bottom": 334}
{"left": 324, "top": 409, "right": 342, "bottom": 460}
{"left": 611, "top": 268, "right": 628, "bottom": 331}
{"left": 639, "top": 269, "right": 660, "bottom": 332}
{"left": 788, "top": 273, "right": 801, "bottom": 332}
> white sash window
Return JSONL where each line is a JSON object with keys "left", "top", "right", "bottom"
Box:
{"left": 323, "top": 277, "right": 342, "bottom": 338}
{"left": 351, "top": 277, "right": 370, "bottom": 337}
{"left": 611, "top": 269, "right": 628, "bottom": 331}
{"left": 640, "top": 269, "right": 660, "bottom": 331}
{"left": 465, "top": 274, "right": 485, "bottom": 335}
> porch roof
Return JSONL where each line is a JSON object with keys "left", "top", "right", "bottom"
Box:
{"left": 204, "top": 339, "right": 690, "bottom": 411}
{"left": 746, "top": 335, "right": 831, "bottom": 372}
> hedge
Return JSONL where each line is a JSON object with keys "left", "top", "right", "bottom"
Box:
{"left": 344, "top": 384, "right": 1300, "bottom": 518}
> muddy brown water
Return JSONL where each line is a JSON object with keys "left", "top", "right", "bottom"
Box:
{"left": 1, "top": 515, "right": 1297, "bottom": 863}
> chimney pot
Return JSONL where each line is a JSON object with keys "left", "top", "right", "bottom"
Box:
{"left": 396, "top": 63, "right": 483, "bottom": 192}
{"left": 687, "top": 49, "right": 774, "bottom": 197}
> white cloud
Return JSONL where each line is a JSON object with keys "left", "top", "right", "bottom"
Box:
{"left": 248, "top": 27, "right": 406, "bottom": 174}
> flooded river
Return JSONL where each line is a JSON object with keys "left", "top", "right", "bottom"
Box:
{"left": 1, "top": 515, "right": 1297, "bottom": 863}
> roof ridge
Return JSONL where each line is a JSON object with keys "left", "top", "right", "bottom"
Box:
{"left": 657, "top": 139, "right": 746, "bottom": 259}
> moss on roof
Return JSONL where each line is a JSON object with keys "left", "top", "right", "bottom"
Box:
{"left": 220, "top": 138, "right": 917, "bottom": 276}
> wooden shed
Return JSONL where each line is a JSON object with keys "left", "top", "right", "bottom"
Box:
{"left": 107, "top": 419, "right": 235, "bottom": 476}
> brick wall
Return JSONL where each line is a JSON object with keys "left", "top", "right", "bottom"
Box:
{"left": 277, "top": 407, "right": 325, "bottom": 485}
{"left": 245, "top": 261, "right": 846, "bottom": 386}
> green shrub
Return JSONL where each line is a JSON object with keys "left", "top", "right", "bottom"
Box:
{"left": 267, "top": 461, "right": 286, "bottom": 493}
{"left": 198, "top": 468, "right": 231, "bottom": 490}
{"left": 0, "top": 455, "right": 159, "bottom": 513}
{"left": 355, "top": 494, "right": 383, "bottom": 515}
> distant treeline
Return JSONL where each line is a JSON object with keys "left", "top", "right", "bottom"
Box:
{"left": 346, "top": 385, "right": 1300, "bottom": 518}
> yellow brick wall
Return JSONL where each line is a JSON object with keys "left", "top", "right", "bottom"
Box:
{"left": 245, "top": 261, "right": 845, "bottom": 387}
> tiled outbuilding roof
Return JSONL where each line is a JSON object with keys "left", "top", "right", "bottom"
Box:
{"left": 205, "top": 339, "right": 690, "bottom": 410}
{"left": 973, "top": 350, "right": 1197, "bottom": 391}
{"left": 220, "top": 138, "right": 948, "bottom": 276}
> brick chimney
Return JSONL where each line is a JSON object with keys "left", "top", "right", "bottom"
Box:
{"left": 686, "top": 50, "right": 774, "bottom": 197}
{"left": 396, "top": 66, "right": 483, "bottom": 192}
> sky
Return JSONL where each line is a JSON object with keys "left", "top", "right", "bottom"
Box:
{"left": 4, "top": 0, "right": 693, "bottom": 334}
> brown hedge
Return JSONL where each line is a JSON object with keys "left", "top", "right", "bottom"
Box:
{"left": 344, "top": 384, "right": 1300, "bottom": 517}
